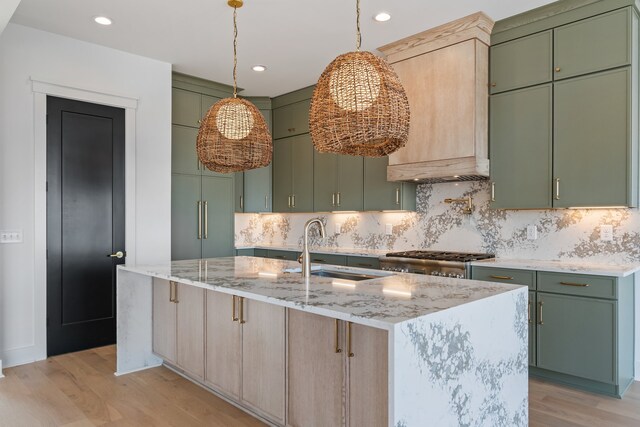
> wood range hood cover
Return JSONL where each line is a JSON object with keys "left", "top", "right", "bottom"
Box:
{"left": 378, "top": 12, "right": 494, "bottom": 183}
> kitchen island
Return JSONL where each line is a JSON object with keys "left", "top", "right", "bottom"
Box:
{"left": 117, "top": 256, "right": 528, "bottom": 427}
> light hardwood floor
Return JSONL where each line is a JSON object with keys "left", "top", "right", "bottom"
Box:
{"left": 0, "top": 345, "right": 638, "bottom": 427}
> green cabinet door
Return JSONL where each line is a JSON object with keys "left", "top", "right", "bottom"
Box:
{"left": 363, "top": 156, "right": 416, "bottom": 211}
{"left": 313, "top": 152, "right": 338, "bottom": 212}
{"left": 273, "top": 138, "right": 293, "bottom": 212}
{"left": 234, "top": 172, "right": 244, "bottom": 213}
{"left": 291, "top": 134, "right": 314, "bottom": 212}
{"left": 244, "top": 164, "right": 272, "bottom": 213}
{"left": 553, "top": 68, "right": 631, "bottom": 207}
{"left": 272, "top": 99, "right": 311, "bottom": 139}
{"left": 172, "top": 88, "right": 201, "bottom": 128}
{"left": 201, "top": 176, "right": 234, "bottom": 258}
{"left": 529, "top": 291, "right": 536, "bottom": 366}
{"left": 554, "top": 8, "right": 632, "bottom": 81}
{"left": 172, "top": 174, "right": 203, "bottom": 260}
{"left": 336, "top": 155, "right": 363, "bottom": 211}
{"left": 172, "top": 125, "right": 201, "bottom": 175}
{"left": 536, "top": 293, "right": 616, "bottom": 384}
{"left": 490, "top": 84, "right": 553, "bottom": 209}
{"left": 490, "top": 30, "right": 553, "bottom": 94}
{"left": 201, "top": 95, "right": 220, "bottom": 120}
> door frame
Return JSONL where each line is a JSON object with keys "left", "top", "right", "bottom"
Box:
{"left": 31, "top": 78, "right": 138, "bottom": 362}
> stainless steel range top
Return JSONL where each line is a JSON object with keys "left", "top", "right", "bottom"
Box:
{"left": 379, "top": 250, "right": 495, "bottom": 278}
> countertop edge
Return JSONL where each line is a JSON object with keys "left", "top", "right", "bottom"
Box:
{"left": 470, "top": 259, "right": 640, "bottom": 278}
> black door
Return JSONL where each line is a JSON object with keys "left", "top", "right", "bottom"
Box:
{"left": 47, "top": 96, "right": 125, "bottom": 356}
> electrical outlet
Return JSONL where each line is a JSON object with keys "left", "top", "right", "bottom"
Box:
{"left": 335, "top": 222, "right": 342, "bottom": 235}
{"left": 0, "top": 230, "right": 23, "bottom": 244}
{"left": 526, "top": 225, "right": 538, "bottom": 240}
{"left": 600, "top": 225, "right": 614, "bottom": 242}
{"left": 385, "top": 224, "right": 393, "bottom": 236}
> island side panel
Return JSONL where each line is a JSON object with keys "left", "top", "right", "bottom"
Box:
{"left": 390, "top": 287, "right": 528, "bottom": 427}
{"left": 116, "top": 269, "right": 162, "bottom": 375}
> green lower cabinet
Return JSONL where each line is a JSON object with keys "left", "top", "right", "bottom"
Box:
{"left": 266, "top": 250, "right": 299, "bottom": 261}
{"left": 309, "top": 253, "right": 347, "bottom": 266}
{"left": 201, "top": 176, "right": 234, "bottom": 258}
{"left": 363, "top": 157, "right": 416, "bottom": 211}
{"left": 273, "top": 135, "right": 314, "bottom": 212}
{"left": 236, "top": 249, "right": 254, "bottom": 256}
{"left": 489, "top": 85, "right": 552, "bottom": 209}
{"left": 346, "top": 256, "right": 380, "bottom": 270}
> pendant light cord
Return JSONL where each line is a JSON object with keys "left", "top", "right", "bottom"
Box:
{"left": 356, "top": 0, "right": 361, "bottom": 51}
{"left": 233, "top": 6, "right": 238, "bottom": 98}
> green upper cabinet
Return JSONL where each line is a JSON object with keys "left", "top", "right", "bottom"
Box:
{"left": 272, "top": 99, "right": 311, "bottom": 139}
{"left": 172, "top": 125, "right": 201, "bottom": 176}
{"left": 313, "top": 152, "right": 338, "bottom": 212}
{"left": 172, "top": 88, "right": 201, "bottom": 128}
{"left": 363, "top": 157, "right": 416, "bottom": 211}
{"left": 490, "top": 30, "right": 553, "bottom": 94}
{"left": 244, "top": 165, "right": 272, "bottom": 213}
{"left": 313, "top": 153, "right": 364, "bottom": 212}
{"left": 490, "top": 85, "right": 552, "bottom": 209}
{"left": 234, "top": 172, "right": 244, "bottom": 213}
{"left": 272, "top": 134, "right": 314, "bottom": 212}
{"left": 553, "top": 68, "right": 635, "bottom": 207}
{"left": 201, "top": 95, "right": 220, "bottom": 121}
{"left": 273, "top": 138, "right": 294, "bottom": 212}
{"left": 554, "top": 8, "right": 632, "bottom": 81}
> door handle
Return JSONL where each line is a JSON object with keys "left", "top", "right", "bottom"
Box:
{"left": 265, "top": 195, "right": 268, "bottom": 209}
{"left": 203, "top": 201, "right": 208, "bottom": 239}
{"left": 169, "top": 282, "right": 179, "bottom": 304}
{"left": 239, "top": 297, "right": 246, "bottom": 324}
{"left": 347, "top": 321, "right": 354, "bottom": 358}
{"left": 288, "top": 195, "right": 292, "bottom": 208}
{"left": 491, "top": 182, "right": 496, "bottom": 202}
{"left": 232, "top": 295, "right": 238, "bottom": 322}
{"left": 197, "top": 201, "right": 202, "bottom": 239}
{"left": 537, "top": 301, "right": 543, "bottom": 325}
{"left": 291, "top": 194, "right": 296, "bottom": 208}
{"left": 334, "top": 319, "right": 342, "bottom": 354}
{"left": 240, "top": 195, "right": 244, "bottom": 210}
{"left": 395, "top": 188, "right": 400, "bottom": 205}
{"left": 108, "top": 251, "right": 125, "bottom": 259}
{"left": 332, "top": 193, "right": 336, "bottom": 206}
{"left": 555, "top": 178, "right": 560, "bottom": 200}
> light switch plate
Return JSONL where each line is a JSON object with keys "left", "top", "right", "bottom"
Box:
{"left": 600, "top": 225, "right": 614, "bottom": 242}
{"left": 335, "top": 222, "right": 342, "bottom": 235}
{"left": 0, "top": 230, "right": 23, "bottom": 244}
{"left": 385, "top": 224, "right": 393, "bottom": 235}
{"left": 526, "top": 225, "right": 538, "bottom": 240}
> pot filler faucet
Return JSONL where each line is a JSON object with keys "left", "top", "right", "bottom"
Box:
{"left": 300, "top": 218, "right": 326, "bottom": 278}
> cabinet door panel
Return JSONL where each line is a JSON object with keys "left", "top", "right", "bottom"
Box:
{"left": 537, "top": 293, "right": 615, "bottom": 384}
{"left": 348, "top": 323, "right": 388, "bottom": 427}
{"left": 234, "top": 172, "right": 244, "bottom": 213}
{"left": 309, "top": 253, "right": 347, "bottom": 266}
{"left": 273, "top": 138, "right": 293, "bottom": 212}
{"left": 554, "top": 8, "right": 631, "bottom": 80}
{"left": 490, "top": 84, "right": 552, "bottom": 209}
{"left": 490, "top": 30, "right": 553, "bottom": 93}
{"left": 364, "top": 156, "right": 403, "bottom": 211}
{"left": 291, "top": 134, "right": 314, "bottom": 212}
{"left": 172, "top": 88, "right": 201, "bottom": 128}
{"left": 176, "top": 284, "right": 205, "bottom": 379}
{"left": 171, "top": 174, "right": 202, "bottom": 260}
{"left": 273, "top": 99, "right": 310, "bottom": 139}
{"left": 242, "top": 299, "right": 285, "bottom": 423}
{"left": 201, "top": 176, "right": 234, "bottom": 258}
{"left": 172, "top": 125, "right": 200, "bottom": 175}
{"left": 554, "top": 68, "right": 630, "bottom": 207}
{"left": 313, "top": 152, "right": 338, "bottom": 212}
{"left": 200, "top": 95, "right": 232, "bottom": 178}
{"left": 205, "top": 290, "right": 241, "bottom": 399}
{"left": 288, "top": 310, "right": 344, "bottom": 427}
{"left": 337, "top": 155, "right": 363, "bottom": 211}
{"left": 152, "top": 279, "right": 176, "bottom": 363}
{"left": 244, "top": 164, "right": 272, "bottom": 213}
{"left": 529, "top": 291, "right": 536, "bottom": 366}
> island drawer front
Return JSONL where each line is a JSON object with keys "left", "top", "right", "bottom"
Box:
{"left": 310, "top": 253, "right": 347, "bottom": 266}
{"left": 266, "top": 249, "right": 298, "bottom": 261}
{"left": 472, "top": 266, "right": 536, "bottom": 289}
{"left": 346, "top": 256, "right": 381, "bottom": 270}
{"left": 537, "top": 272, "right": 617, "bottom": 299}
{"left": 254, "top": 249, "right": 268, "bottom": 258}
{"left": 236, "top": 249, "right": 254, "bottom": 256}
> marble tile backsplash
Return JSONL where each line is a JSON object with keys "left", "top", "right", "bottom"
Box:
{"left": 235, "top": 181, "right": 640, "bottom": 263}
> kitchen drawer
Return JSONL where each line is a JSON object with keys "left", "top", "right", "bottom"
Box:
{"left": 537, "top": 272, "right": 616, "bottom": 299}
{"left": 471, "top": 266, "right": 536, "bottom": 289}
{"left": 236, "top": 249, "right": 254, "bottom": 256}
{"left": 254, "top": 249, "right": 268, "bottom": 258}
{"left": 309, "top": 253, "right": 347, "bottom": 266}
{"left": 347, "top": 256, "right": 381, "bottom": 270}
{"left": 266, "top": 250, "right": 299, "bottom": 261}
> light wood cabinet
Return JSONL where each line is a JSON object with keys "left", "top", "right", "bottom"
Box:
{"left": 176, "top": 284, "right": 205, "bottom": 379}
{"left": 152, "top": 279, "right": 176, "bottom": 363}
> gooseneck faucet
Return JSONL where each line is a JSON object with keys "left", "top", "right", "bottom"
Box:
{"left": 300, "top": 218, "right": 326, "bottom": 278}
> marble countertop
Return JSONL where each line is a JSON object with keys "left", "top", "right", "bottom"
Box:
{"left": 119, "top": 256, "right": 522, "bottom": 330}
{"left": 235, "top": 245, "right": 388, "bottom": 257}
{"left": 470, "top": 258, "right": 640, "bottom": 277}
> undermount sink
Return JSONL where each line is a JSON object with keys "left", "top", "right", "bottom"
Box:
{"left": 310, "top": 270, "right": 389, "bottom": 282}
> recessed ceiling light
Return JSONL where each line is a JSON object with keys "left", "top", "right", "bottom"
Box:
{"left": 252, "top": 65, "right": 267, "bottom": 72}
{"left": 94, "top": 16, "right": 113, "bottom": 26}
{"left": 374, "top": 12, "right": 391, "bottom": 22}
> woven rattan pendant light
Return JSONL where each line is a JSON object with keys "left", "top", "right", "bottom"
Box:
{"left": 197, "top": 0, "right": 272, "bottom": 173}
{"left": 309, "top": 0, "right": 410, "bottom": 157}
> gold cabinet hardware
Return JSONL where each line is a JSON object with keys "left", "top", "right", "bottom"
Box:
{"left": 537, "top": 301, "right": 544, "bottom": 325}
{"left": 232, "top": 296, "right": 238, "bottom": 322}
{"left": 288, "top": 195, "right": 292, "bottom": 208}
{"left": 108, "top": 251, "right": 125, "bottom": 259}
{"left": 265, "top": 195, "right": 269, "bottom": 209}
{"left": 197, "top": 119, "right": 202, "bottom": 124}
{"left": 169, "top": 281, "right": 175, "bottom": 303}
{"left": 491, "top": 182, "right": 496, "bottom": 202}
{"left": 555, "top": 178, "right": 560, "bottom": 200}
{"left": 356, "top": 263, "right": 372, "bottom": 267}
{"left": 555, "top": 67, "right": 561, "bottom": 72}
{"left": 240, "top": 195, "right": 244, "bottom": 210}
{"left": 395, "top": 188, "right": 400, "bottom": 205}
{"left": 239, "top": 297, "right": 246, "bottom": 324}
{"left": 312, "top": 258, "right": 326, "bottom": 263}
{"left": 288, "top": 127, "right": 295, "bottom": 133}
{"left": 490, "top": 275, "right": 513, "bottom": 280}
{"left": 197, "top": 158, "right": 201, "bottom": 170}
{"left": 559, "top": 281, "right": 590, "bottom": 287}
{"left": 491, "top": 82, "right": 497, "bottom": 87}
{"left": 334, "top": 319, "right": 342, "bottom": 354}
{"left": 347, "top": 322, "right": 354, "bottom": 358}
{"left": 197, "top": 201, "right": 202, "bottom": 239}
{"left": 332, "top": 193, "right": 336, "bottom": 206}
{"left": 203, "top": 201, "right": 208, "bottom": 239}
{"left": 169, "top": 282, "right": 179, "bottom": 304}
{"left": 291, "top": 194, "right": 296, "bottom": 208}
{"left": 336, "top": 192, "right": 341, "bottom": 207}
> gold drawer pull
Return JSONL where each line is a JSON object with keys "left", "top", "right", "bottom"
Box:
{"left": 334, "top": 319, "right": 342, "bottom": 354}
{"left": 347, "top": 322, "right": 354, "bottom": 358}
{"left": 239, "top": 297, "right": 246, "bottom": 324}
{"left": 490, "top": 275, "right": 513, "bottom": 280}
{"left": 528, "top": 299, "right": 531, "bottom": 324}
{"left": 312, "top": 259, "right": 326, "bottom": 263}
{"left": 232, "top": 296, "right": 238, "bottom": 322}
{"left": 559, "top": 281, "right": 590, "bottom": 287}
{"left": 537, "top": 301, "right": 544, "bottom": 325}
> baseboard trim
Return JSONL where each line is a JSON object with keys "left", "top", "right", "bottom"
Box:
{"left": 114, "top": 361, "right": 163, "bottom": 377}
{"left": 636, "top": 361, "right": 640, "bottom": 381}
{"left": 0, "top": 345, "right": 46, "bottom": 369}
{"left": 0, "top": 359, "right": 4, "bottom": 378}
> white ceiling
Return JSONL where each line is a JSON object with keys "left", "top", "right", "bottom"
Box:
{"left": 10, "top": 0, "right": 556, "bottom": 97}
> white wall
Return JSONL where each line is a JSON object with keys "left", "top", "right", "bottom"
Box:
{"left": 0, "top": 23, "right": 172, "bottom": 368}
{"left": 0, "top": 0, "right": 20, "bottom": 35}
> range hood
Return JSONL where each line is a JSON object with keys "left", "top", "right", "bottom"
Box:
{"left": 378, "top": 12, "right": 493, "bottom": 183}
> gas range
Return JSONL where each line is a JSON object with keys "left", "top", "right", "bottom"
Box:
{"left": 378, "top": 250, "right": 495, "bottom": 278}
